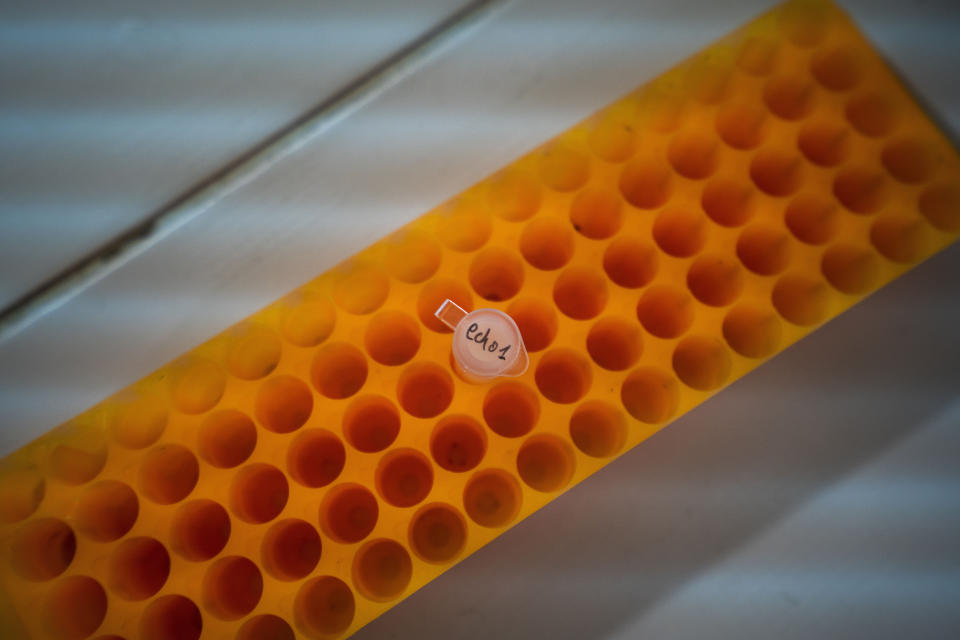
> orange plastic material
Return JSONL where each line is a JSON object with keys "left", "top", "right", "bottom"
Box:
{"left": 2, "top": 1, "right": 959, "bottom": 638}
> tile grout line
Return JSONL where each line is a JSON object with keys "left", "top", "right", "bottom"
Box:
{"left": 0, "top": 0, "right": 508, "bottom": 345}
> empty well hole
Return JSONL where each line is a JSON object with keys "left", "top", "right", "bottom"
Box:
{"left": 846, "top": 92, "right": 899, "bottom": 137}
{"left": 287, "top": 429, "right": 346, "bottom": 488}
{"left": 798, "top": 120, "right": 850, "bottom": 167}
{"left": 587, "top": 316, "right": 643, "bottom": 371}
{"left": 320, "top": 484, "right": 379, "bottom": 544}
{"left": 636, "top": 285, "right": 694, "bottom": 339}
{"left": 668, "top": 131, "right": 719, "bottom": 179}
{"left": 715, "top": 102, "right": 767, "bottom": 150}
{"left": 553, "top": 266, "right": 608, "bottom": 320}
{"left": 364, "top": 310, "right": 421, "bottom": 366}
{"left": 785, "top": 192, "right": 838, "bottom": 245}
{"left": 397, "top": 362, "right": 454, "bottom": 419}
{"left": 169, "top": 359, "right": 226, "bottom": 415}
{"left": 763, "top": 75, "right": 816, "bottom": 121}
{"left": 588, "top": 115, "right": 637, "bottom": 162}
{"left": 463, "top": 469, "right": 522, "bottom": 528}
{"left": 772, "top": 273, "right": 830, "bottom": 326}
{"left": 140, "top": 444, "right": 199, "bottom": 505}
{"left": 295, "top": 576, "right": 355, "bottom": 639}
{"left": 110, "top": 393, "right": 167, "bottom": 449}
{"left": 282, "top": 296, "right": 336, "bottom": 348}
{"left": 834, "top": 166, "right": 886, "bottom": 214}
{"left": 376, "top": 448, "right": 434, "bottom": 508}
{"left": 750, "top": 149, "right": 803, "bottom": 197}
{"left": 778, "top": 0, "right": 830, "bottom": 47}
{"left": 469, "top": 247, "right": 525, "bottom": 301}
{"left": 332, "top": 265, "right": 389, "bottom": 315}
{"left": 483, "top": 381, "right": 540, "bottom": 438}
{"left": 516, "top": 434, "right": 575, "bottom": 493}
{"left": 409, "top": 503, "right": 468, "bottom": 564}
{"left": 619, "top": 157, "right": 672, "bottom": 209}
{"left": 603, "top": 235, "right": 659, "bottom": 289}
{"left": 736, "top": 36, "right": 779, "bottom": 76}
{"left": 227, "top": 325, "right": 281, "bottom": 381}
{"left": 230, "top": 463, "right": 288, "bottom": 524}
{"left": 108, "top": 536, "right": 170, "bottom": 601}
{"left": 417, "top": 277, "right": 474, "bottom": 333}
{"left": 811, "top": 45, "right": 862, "bottom": 91}
{"left": 203, "top": 556, "right": 263, "bottom": 621}
{"left": 653, "top": 207, "right": 707, "bottom": 258}
{"left": 255, "top": 375, "right": 314, "bottom": 434}
{"left": 535, "top": 349, "right": 592, "bottom": 404}
{"left": 384, "top": 228, "right": 442, "bottom": 284}
{"left": 540, "top": 143, "right": 590, "bottom": 192}
{"left": 198, "top": 410, "right": 257, "bottom": 469}
{"left": 140, "top": 595, "right": 202, "bottom": 640}
{"left": 0, "top": 466, "right": 44, "bottom": 524}
{"left": 74, "top": 480, "right": 138, "bottom": 542}
{"left": 519, "top": 217, "right": 575, "bottom": 271}
{"left": 10, "top": 518, "right": 76, "bottom": 581}
{"left": 262, "top": 518, "right": 322, "bottom": 581}
{"left": 437, "top": 200, "right": 493, "bottom": 252}
{"left": 47, "top": 426, "right": 107, "bottom": 486}
{"left": 343, "top": 395, "right": 401, "bottom": 453}
{"left": 722, "top": 304, "right": 782, "bottom": 359}
{"left": 507, "top": 297, "right": 558, "bottom": 352}
{"left": 672, "top": 335, "right": 732, "bottom": 391}
{"left": 919, "top": 183, "right": 960, "bottom": 232}
{"left": 487, "top": 169, "right": 541, "bottom": 221}
{"left": 870, "top": 214, "right": 931, "bottom": 264}
{"left": 237, "top": 615, "right": 295, "bottom": 640}
{"left": 570, "top": 186, "right": 623, "bottom": 239}
{"left": 702, "top": 177, "right": 754, "bottom": 227}
{"left": 43, "top": 575, "right": 107, "bottom": 640}
{"left": 621, "top": 367, "right": 679, "bottom": 424}
{"left": 311, "top": 342, "right": 368, "bottom": 400}
{"left": 687, "top": 253, "right": 744, "bottom": 307}
{"left": 353, "top": 539, "right": 413, "bottom": 602}
{"left": 431, "top": 415, "right": 488, "bottom": 472}
{"left": 882, "top": 138, "right": 939, "bottom": 184}
{"left": 821, "top": 243, "right": 881, "bottom": 294}
{"left": 736, "top": 225, "right": 792, "bottom": 276}
{"left": 170, "top": 499, "right": 231, "bottom": 562}
{"left": 569, "top": 400, "right": 627, "bottom": 458}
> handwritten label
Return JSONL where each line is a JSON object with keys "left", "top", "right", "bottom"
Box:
{"left": 465, "top": 322, "right": 512, "bottom": 361}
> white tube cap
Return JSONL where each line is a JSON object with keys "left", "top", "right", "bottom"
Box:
{"left": 435, "top": 299, "right": 529, "bottom": 382}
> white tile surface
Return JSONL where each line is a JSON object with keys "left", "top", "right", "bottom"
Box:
{"left": 0, "top": 0, "right": 466, "bottom": 309}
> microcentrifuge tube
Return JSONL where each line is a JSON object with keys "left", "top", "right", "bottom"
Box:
{"left": 435, "top": 299, "right": 529, "bottom": 382}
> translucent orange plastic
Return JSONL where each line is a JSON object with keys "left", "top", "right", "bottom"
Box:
{"left": 2, "top": 1, "right": 959, "bottom": 638}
